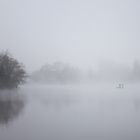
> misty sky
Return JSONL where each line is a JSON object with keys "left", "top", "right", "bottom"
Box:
{"left": 0, "top": 0, "right": 140, "bottom": 72}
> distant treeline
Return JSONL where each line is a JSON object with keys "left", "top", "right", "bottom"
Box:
{"left": 31, "top": 62, "right": 81, "bottom": 84}
{"left": 31, "top": 61, "right": 140, "bottom": 84}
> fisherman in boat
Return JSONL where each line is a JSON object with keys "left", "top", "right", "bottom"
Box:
{"left": 117, "top": 83, "right": 124, "bottom": 88}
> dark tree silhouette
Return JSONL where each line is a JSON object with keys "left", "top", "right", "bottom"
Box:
{"left": 0, "top": 51, "right": 26, "bottom": 89}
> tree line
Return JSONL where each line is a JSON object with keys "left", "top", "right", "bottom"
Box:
{"left": 0, "top": 50, "right": 140, "bottom": 89}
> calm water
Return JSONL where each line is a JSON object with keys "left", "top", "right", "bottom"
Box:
{"left": 0, "top": 84, "right": 140, "bottom": 140}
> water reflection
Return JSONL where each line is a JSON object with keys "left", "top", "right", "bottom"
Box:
{"left": 0, "top": 86, "right": 140, "bottom": 140}
{"left": 0, "top": 90, "right": 25, "bottom": 125}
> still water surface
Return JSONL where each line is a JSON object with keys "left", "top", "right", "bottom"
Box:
{"left": 0, "top": 84, "right": 140, "bottom": 140}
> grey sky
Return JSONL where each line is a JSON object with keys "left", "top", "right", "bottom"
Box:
{"left": 0, "top": 0, "right": 140, "bottom": 72}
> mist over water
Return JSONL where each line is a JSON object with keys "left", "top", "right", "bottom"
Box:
{"left": 0, "top": 84, "right": 140, "bottom": 140}
{"left": 1, "top": 0, "right": 140, "bottom": 139}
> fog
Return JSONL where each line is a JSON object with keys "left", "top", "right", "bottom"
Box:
{"left": 0, "top": 85, "right": 140, "bottom": 140}
{"left": 1, "top": 0, "right": 140, "bottom": 140}
{"left": 0, "top": 0, "right": 140, "bottom": 72}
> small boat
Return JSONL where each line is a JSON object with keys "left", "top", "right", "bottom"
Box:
{"left": 117, "top": 83, "right": 124, "bottom": 89}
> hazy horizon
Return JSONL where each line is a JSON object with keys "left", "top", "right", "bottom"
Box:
{"left": 1, "top": 0, "right": 140, "bottom": 72}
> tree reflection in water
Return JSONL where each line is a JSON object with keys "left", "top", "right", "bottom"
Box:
{"left": 0, "top": 90, "right": 25, "bottom": 125}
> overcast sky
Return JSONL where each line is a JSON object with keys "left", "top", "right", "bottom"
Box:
{"left": 0, "top": 0, "right": 140, "bottom": 72}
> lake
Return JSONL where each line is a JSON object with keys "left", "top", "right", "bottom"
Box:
{"left": 0, "top": 84, "right": 140, "bottom": 140}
